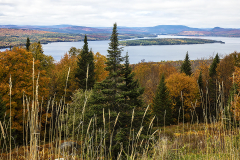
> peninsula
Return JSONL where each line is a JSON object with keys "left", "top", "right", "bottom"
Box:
{"left": 119, "top": 38, "right": 225, "bottom": 46}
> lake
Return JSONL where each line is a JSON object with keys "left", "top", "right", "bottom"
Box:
{"left": 2, "top": 35, "right": 240, "bottom": 64}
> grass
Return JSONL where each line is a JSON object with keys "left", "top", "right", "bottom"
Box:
{"left": 1, "top": 60, "right": 240, "bottom": 159}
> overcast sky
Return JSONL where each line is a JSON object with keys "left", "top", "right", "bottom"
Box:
{"left": 0, "top": 0, "right": 239, "bottom": 28}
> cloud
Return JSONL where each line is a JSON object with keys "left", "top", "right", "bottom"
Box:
{"left": 0, "top": 0, "right": 239, "bottom": 28}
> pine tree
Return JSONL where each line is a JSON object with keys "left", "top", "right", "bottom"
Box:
{"left": 75, "top": 35, "right": 95, "bottom": 90}
{"left": 91, "top": 23, "right": 124, "bottom": 113}
{"left": 209, "top": 53, "right": 220, "bottom": 78}
{"left": 26, "top": 37, "right": 30, "bottom": 52}
{"left": 116, "top": 53, "right": 145, "bottom": 150}
{"left": 208, "top": 53, "right": 220, "bottom": 119}
{"left": 180, "top": 52, "right": 192, "bottom": 76}
{"left": 90, "top": 23, "right": 139, "bottom": 157}
{"left": 152, "top": 74, "right": 173, "bottom": 126}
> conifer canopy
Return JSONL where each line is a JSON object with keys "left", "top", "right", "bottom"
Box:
{"left": 152, "top": 74, "right": 173, "bottom": 126}
{"left": 75, "top": 35, "right": 95, "bottom": 90}
{"left": 180, "top": 52, "right": 192, "bottom": 76}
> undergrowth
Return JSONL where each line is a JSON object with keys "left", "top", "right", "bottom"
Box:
{"left": 0, "top": 61, "right": 240, "bottom": 160}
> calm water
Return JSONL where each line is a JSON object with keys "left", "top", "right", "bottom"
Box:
{"left": 2, "top": 35, "right": 240, "bottom": 64}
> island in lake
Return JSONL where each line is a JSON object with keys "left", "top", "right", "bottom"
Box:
{"left": 119, "top": 38, "right": 225, "bottom": 46}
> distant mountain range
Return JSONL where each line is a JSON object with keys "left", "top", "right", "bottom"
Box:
{"left": 175, "top": 27, "right": 240, "bottom": 37}
{"left": 1, "top": 24, "right": 240, "bottom": 49}
{"left": 0, "top": 24, "right": 240, "bottom": 37}
{"left": 0, "top": 24, "right": 240, "bottom": 45}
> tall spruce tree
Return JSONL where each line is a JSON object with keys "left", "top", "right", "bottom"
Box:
{"left": 180, "top": 52, "right": 192, "bottom": 76}
{"left": 116, "top": 53, "right": 145, "bottom": 150}
{"left": 90, "top": 23, "right": 144, "bottom": 158}
{"left": 75, "top": 35, "right": 95, "bottom": 90}
{"left": 91, "top": 23, "right": 124, "bottom": 113}
{"left": 208, "top": 53, "right": 220, "bottom": 119}
{"left": 121, "top": 53, "right": 144, "bottom": 109}
{"left": 152, "top": 74, "right": 173, "bottom": 126}
{"left": 197, "top": 71, "right": 204, "bottom": 122}
{"left": 209, "top": 53, "right": 220, "bottom": 78}
{"left": 198, "top": 71, "right": 203, "bottom": 91}
{"left": 26, "top": 37, "right": 30, "bottom": 51}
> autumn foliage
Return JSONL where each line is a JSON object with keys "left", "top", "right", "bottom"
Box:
{"left": 230, "top": 65, "right": 240, "bottom": 120}
{"left": 2, "top": 39, "right": 240, "bottom": 152}
{"left": 49, "top": 51, "right": 108, "bottom": 102}
{"left": 0, "top": 47, "right": 50, "bottom": 132}
{"left": 94, "top": 52, "right": 109, "bottom": 82}
{"left": 133, "top": 62, "right": 177, "bottom": 104}
{"left": 50, "top": 53, "right": 78, "bottom": 102}
{"left": 166, "top": 72, "right": 200, "bottom": 122}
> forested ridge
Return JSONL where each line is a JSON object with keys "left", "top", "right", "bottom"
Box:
{"left": 119, "top": 38, "right": 224, "bottom": 46}
{"left": 1, "top": 23, "right": 240, "bottom": 159}
{"left": 0, "top": 28, "right": 156, "bottom": 49}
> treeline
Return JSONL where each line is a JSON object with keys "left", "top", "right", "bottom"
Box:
{"left": 133, "top": 51, "right": 240, "bottom": 123}
{"left": 0, "top": 28, "right": 156, "bottom": 49}
{"left": 0, "top": 23, "right": 240, "bottom": 158}
{"left": 0, "top": 28, "right": 86, "bottom": 48}
{"left": 119, "top": 38, "right": 224, "bottom": 46}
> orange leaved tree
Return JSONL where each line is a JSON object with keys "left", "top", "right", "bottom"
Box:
{"left": 133, "top": 62, "right": 177, "bottom": 104}
{"left": 0, "top": 47, "right": 50, "bottom": 144}
{"left": 50, "top": 53, "right": 78, "bottom": 103}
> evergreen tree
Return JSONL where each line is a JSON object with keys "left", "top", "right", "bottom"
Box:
{"left": 208, "top": 53, "right": 220, "bottom": 119}
{"left": 198, "top": 71, "right": 203, "bottom": 90}
{"left": 209, "top": 53, "right": 220, "bottom": 78}
{"left": 152, "top": 74, "right": 173, "bottom": 126}
{"left": 225, "top": 82, "right": 239, "bottom": 127}
{"left": 180, "top": 52, "right": 192, "bottom": 76}
{"left": 121, "top": 53, "right": 144, "bottom": 109}
{"left": 115, "top": 53, "right": 145, "bottom": 151}
{"left": 75, "top": 35, "right": 95, "bottom": 90}
{"left": 90, "top": 23, "right": 144, "bottom": 158}
{"left": 228, "top": 82, "right": 238, "bottom": 105}
{"left": 197, "top": 71, "right": 204, "bottom": 122}
{"left": 26, "top": 37, "right": 30, "bottom": 52}
{"left": 91, "top": 23, "right": 124, "bottom": 113}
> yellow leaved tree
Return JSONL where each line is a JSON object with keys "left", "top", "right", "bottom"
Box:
{"left": 166, "top": 72, "right": 200, "bottom": 122}
{"left": 94, "top": 52, "right": 108, "bottom": 82}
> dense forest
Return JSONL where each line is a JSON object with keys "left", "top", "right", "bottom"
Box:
{"left": 119, "top": 38, "right": 224, "bottom": 46}
{"left": 0, "top": 28, "right": 156, "bottom": 49}
{"left": 1, "top": 23, "right": 240, "bottom": 159}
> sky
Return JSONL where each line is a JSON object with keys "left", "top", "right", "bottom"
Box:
{"left": 0, "top": 0, "right": 240, "bottom": 28}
